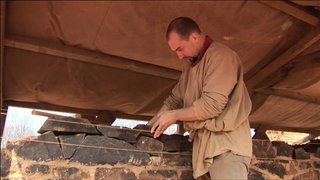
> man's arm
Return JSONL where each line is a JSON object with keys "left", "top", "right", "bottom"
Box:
{"left": 150, "top": 105, "right": 199, "bottom": 138}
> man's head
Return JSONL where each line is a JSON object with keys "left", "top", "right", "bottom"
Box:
{"left": 166, "top": 17, "right": 204, "bottom": 60}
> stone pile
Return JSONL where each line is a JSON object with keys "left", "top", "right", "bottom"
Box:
{"left": 13, "top": 117, "right": 192, "bottom": 165}
{"left": 1, "top": 116, "right": 193, "bottom": 179}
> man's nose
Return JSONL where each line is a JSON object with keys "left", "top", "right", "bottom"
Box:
{"left": 176, "top": 52, "right": 184, "bottom": 59}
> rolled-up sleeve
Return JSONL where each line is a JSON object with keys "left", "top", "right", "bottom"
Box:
{"left": 193, "top": 51, "right": 238, "bottom": 120}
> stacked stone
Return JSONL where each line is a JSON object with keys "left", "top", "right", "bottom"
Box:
{"left": 250, "top": 139, "right": 320, "bottom": 179}
{"left": 1, "top": 116, "right": 319, "bottom": 179}
{"left": 1, "top": 116, "right": 193, "bottom": 179}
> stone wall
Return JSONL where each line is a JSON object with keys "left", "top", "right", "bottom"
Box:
{"left": 1, "top": 117, "right": 319, "bottom": 179}
{"left": 251, "top": 139, "right": 319, "bottom": 179}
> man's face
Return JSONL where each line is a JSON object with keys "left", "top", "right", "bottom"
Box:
{"left": 167, "top": 31, "right": 199, "bottom": 60}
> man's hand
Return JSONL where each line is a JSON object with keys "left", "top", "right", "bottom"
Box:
{"left": 150, "top": 110, "right": 177, "bottom": 138}
{"left": 150, "top": 106, "right": 198, "bottom": 138}
{"left": 146, "top": 116, "right": 159, "bottom": 126}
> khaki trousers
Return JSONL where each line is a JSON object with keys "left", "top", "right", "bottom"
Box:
{"left": 197, "top": 152, "right": 251, "bottom": 180}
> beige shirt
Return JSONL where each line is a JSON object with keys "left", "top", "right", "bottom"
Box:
{"left": 164, "top": 42, "right": 252, "bottom": 178}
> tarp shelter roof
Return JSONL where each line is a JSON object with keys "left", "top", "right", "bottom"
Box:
{"left": 1, "top": 1, "right": 320, "bottom": 134}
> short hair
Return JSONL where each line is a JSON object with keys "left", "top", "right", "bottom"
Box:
{"left": 166, "top": 17, "right": 201, "bottom": 41}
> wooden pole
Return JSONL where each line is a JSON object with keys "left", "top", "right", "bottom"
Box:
{"left": 0, "top": 1, "right": 6, "bottom": 138}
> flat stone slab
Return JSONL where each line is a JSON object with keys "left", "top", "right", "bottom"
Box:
{"left": 294, "top": 148, "right": 310, "bottom": 159}
{"left": 13, "top": 131, "right": 63, "bottom": 161}
{"left": 253, "top": 140, "right": 276, "bottom": 158}
{"left": 162, "top": 153, "right": 192, "bottom": 166}
{"left": 159, "top": 134, "right": 192, "bottom": 152}
{"left": 272, "top": 141, "right": 294, "bottom": 157}
{"left": 133, "top": 124, "right": 153, "bottom": 137}
{"left": 70, "top": 135, "right": 150, "bottom": 166}
{"left": 38, "top": 117, "right": 99, "bottom": 135}
{"left": 97, "top": 125, "right": 139, "bottom": 143}
{"left": 135, "top": 136, "right": 164, "bottom": 156}
{"left": 59, "top": 134, "right": 86, "bottom": 158}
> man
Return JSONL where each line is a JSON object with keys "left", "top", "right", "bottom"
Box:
{"left": 148, "top": 17, "right": 252, "bottom": 179}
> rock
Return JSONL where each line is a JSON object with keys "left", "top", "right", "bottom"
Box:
{"left": 1, "top": 150, "right": 11, "bottom": 177}
{"left": 133, "top": 124, "right": 151, "bottom": 131}
{"left": 149, "top": 156, "right": 162, "bottom": 166}
{"left": 292, "top": 170, "right": 316, "bottom": 180}
{"left": 304, "top": 139, "right": 320, "bottom": 153}
{"left": 59, "top": 134, "right": 85, "bottom": 158}
{"left": 38, "top": 117, "right": 99, "bottom": 135}
{"left": 135, "top": 136, "right": 163, "bottom": 156}
{"left": 278, "top": 159, "right": 289, "bottom": 163}
{"left": 162, "top": 153, "right": 192, "bottom": 166}
{"left": 53, "top": 167, "right": 90, "bottom": 179}
{"left": 287, "top": 161, "right": 298, "bottom": 175}
{"left": 139, "top": 170, "right": 178, "bottom": 179}
{"left": 294, "top": 148, "right": 310, "bottom": 159}
{"left": 180, "top": 170, "right": 194, "bottom": 180}
{"left": 97, "top": 125, "right": 139, "bottom": 143}
{"left": 272, "top": 141, "right": 294, "bottom": 157}
{"left": 256, "top": 162, "right": 286, "bottom": 178}
{"left": 299, "top": 162, "right": 312, "bottom": 169}
{"left": 315, "top": 147, "right": 320, "bottom": 158}
{"left": 70, "top": 136, "right": 150, "bottom": 166}
{"left": 159, "top": 134, "right": 192, "bottom": 152}
{"left": 95, "top": 168, "right": 136, "bottom": 180}
{"left": 248, "top": 168, "right": 265, "bottom": 180}
{"left": 313, "top": 161, "right": 320, "bottom": 169}
{"left": 133, "top": 124, "right": 153, "bottom": 137}
{"left": 13, "top": 131, "right": 62, "bottom": 161}
{"left": 25, "top": 164, "right": 49, "bottom": 174}
{"left": 253, "top": 140, "right": 276, "bottom": 158}
{"left": 252, "top": 129, "right": 269, "bottom": 140}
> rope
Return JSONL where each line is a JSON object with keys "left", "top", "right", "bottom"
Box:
{"left": 38, "top": 118, "right": 320, "bottom": 145}
{"left": 1, "top": 117, "right": 193, "bottom": 156}
{"left": 5, "top": 138, "right": 192, "bottom": 156}
{"left": 3, "top": 136, "right": 320, "bottom": 163}
{"left": 39, "top": 117, "right": 154, "bottom": 134}
{"left": 3, "top": 136, "right": 319, "bottom": 162}
{"left": 1, "top": 117, "right": 318, "bottom": 157}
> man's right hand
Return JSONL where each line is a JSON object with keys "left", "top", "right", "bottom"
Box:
{"left": 146, "top": 116, "right": 159, "bottom": 126}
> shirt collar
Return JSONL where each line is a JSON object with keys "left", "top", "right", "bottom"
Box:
{"left": 191, "top": 35, "right": 213, "bottom": 67}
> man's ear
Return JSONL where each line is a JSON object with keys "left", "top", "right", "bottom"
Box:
{"left": 190, "top": 32, "right": 200, "bottom": 42}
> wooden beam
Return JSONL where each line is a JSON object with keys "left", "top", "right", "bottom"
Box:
{"left": 246, "top": 28, "right": 320, "bottom": 90}
{"left": 290, "top": 1, "right": 320, "bottom": 7}
{"left": 0, "top": 1, "right": 6, "bottom": 138}
{"left": 250, "top": 122, "right": 320, "bottom": 134}
{"left": 251, "top": 50, "right": 320, "bottom": 90}
{"left": 4, "top": 100, "right": 152, "bottom": 121}
{"left": 254, "top": 88, "right": 320, "bottom": 104}
{"left": 261, "top": 1, "right": 320, "bottom": 27}
{"left": 4, "top": 100, "right": 105, "bottom": 116}
{"left": 4, "top": 36, "right": 180, "bottom": 81}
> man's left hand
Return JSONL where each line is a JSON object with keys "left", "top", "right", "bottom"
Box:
{"left": 150, "top": 110, "right": 177, "bottom": 138}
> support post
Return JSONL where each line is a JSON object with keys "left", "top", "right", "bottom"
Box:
{"left": 0, "top": 1, "right": 6, "bottom": 138}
